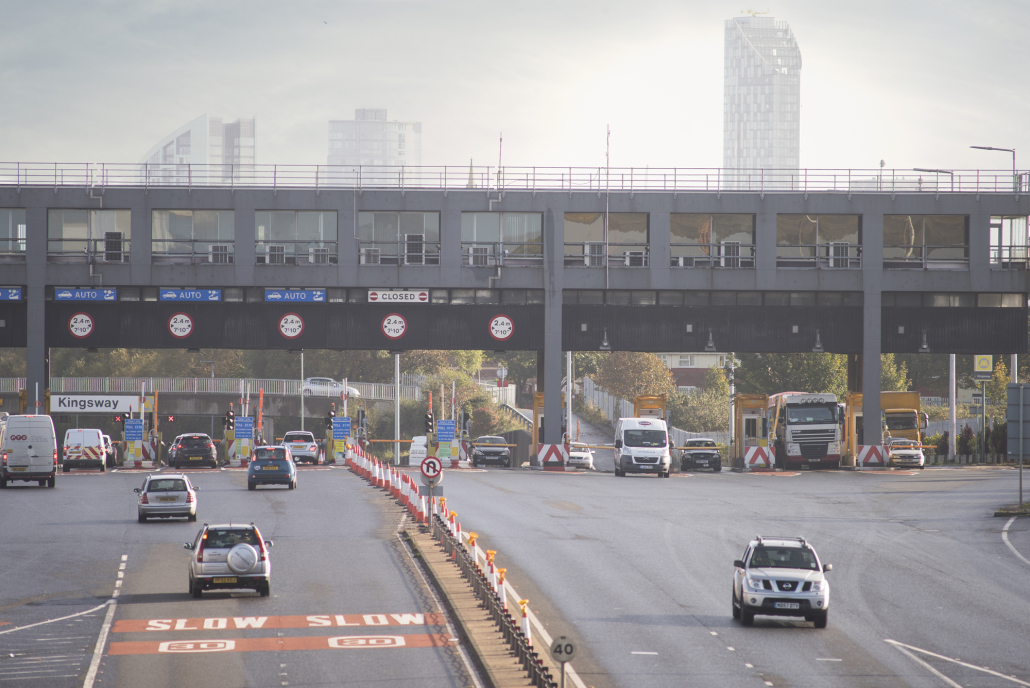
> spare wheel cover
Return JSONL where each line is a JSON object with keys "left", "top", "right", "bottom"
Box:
{"left": 227, "top": 544, "right": 259, "bottom": 574}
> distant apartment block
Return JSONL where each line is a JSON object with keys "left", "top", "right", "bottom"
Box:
{"left": 140, "top": 114, "right": 255, "bottom": 183}
{"left": 328, "top": 109, "right": 422, "bottom": 174}
{"left": 723, "top": 15, "right": 801, "bottom": 172}
{"left": 656, "top": 353, "right": 731, "bottom": 391}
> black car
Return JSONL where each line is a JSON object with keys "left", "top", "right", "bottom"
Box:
{"left": 171, "top": 434, "right": 219, "bottom": 468}
{"left": 679, "top": 438, "right": 722, "bottom": 472}
{"left": 248, "top": 446, "right": 298, "bottom": 490}
{"left": 471, "top": 436, "right": 511, "bottom": 467}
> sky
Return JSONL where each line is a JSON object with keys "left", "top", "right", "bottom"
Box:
{"left": 1, "top": 0, "right": 1027, "bottom": 172}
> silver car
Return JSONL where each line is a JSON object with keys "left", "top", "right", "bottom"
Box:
{"left": 566, "top": 442, "right": 595, "bottom": 470}
{"left": 887, "top": 438, "right": 925, "bottom": 469}
{"left": 135, "top": 474, "right": 198, "bottom": 522}
{"left": 283, "top": 431, "right": 321, "bottom": 464}
{"left": 184, "top": 523, "right": 273, "bottom": 597}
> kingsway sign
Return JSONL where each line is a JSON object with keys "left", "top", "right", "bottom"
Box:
{"left": 54, "top": 395, "right": 140, "bottom": 412}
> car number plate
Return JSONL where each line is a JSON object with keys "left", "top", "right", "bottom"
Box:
{"left": 774, "top": 602, "right": 800, "bottom": 609}
{"left": 263, "top": 466, "right": 279, "bottom": 470}
{"left": 158, "top": 497, "right": 176, "bottom": 502}
{"left": 697, "top": 460, "right": 708, "bottom": 465}
{"left": 190, "top": 456, "right": 202, "bottom": 460}
{"left": 11, "top": 467, "right": 27, "bottom": 472}
{"left": 212, "top": 577, "right": 237, "bottom": 584}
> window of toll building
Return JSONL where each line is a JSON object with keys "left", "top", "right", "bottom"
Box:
{"left": 989, "top": 215, "right": 1029, "bottom": 270}
{"left": 776, "top": 214, "right": 861, "bottom": 269}
{"left": 152, "top": 210, "right": 235, "bottom": 264}
{"left": 883, "top": 215, "right": 968, "bottom": 269}
{"left": 0, "top": 209, "right": 26, "bottom": 262}
{"left": 257, "top": 211, "right": 337, "bottom": 266}
{"left": 671, "top": 214, "right": 755, "bottom": 268}
{"left": 563, "top": 213, "right": 649, "bottom": 268}
{"left": 357, "top": 212, "right": 438, "bottom": 266}
{"left": 461, "top": 213, "right": 543, "bottom": 267}
{"left": 48, "top": 209, "right": 131, "bottom": 263}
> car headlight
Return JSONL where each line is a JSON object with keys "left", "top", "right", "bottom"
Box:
{"left": 810, "top": 580, "right": 826, "bottom": 592}
{"left": 828, "top": 442, "right": 840, "bottom": 454}
{"left": 787, "top": 443, "right": 800, "bottom": 455}
{"left": 746, "top": 577, "right": 766, "bottom": 591}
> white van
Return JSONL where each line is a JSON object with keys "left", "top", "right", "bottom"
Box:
{"left": 409, "top": 436, "right": 428, "bottom": 464}
{"left": 0, "top": 414, "right": 58, "bottom": 488}
{"left": 63, "top": 428, "right": 107, "bottom": 472}
{"left": 613, "top": 417, "right": 672, "bottom": 478}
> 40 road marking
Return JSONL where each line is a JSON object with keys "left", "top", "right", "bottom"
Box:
{"left": 112, "top": 613, "right": 442, "bottom": 633}
{"left": 108, "top": 633, "right": 454, "bottom": 656}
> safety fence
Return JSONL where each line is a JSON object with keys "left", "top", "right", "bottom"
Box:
{"left": 500, "top": 404, "right": 532, "bottom": 430}
{"left": 581, "top": 378, "right": 729, "bottom": 445}
{"left": 477, "top": 380, "right": 516, "bottom": 406}
{"left": 346, "top": 446, "right": 559, "bottom": 687}
{"left": 2, "top": 161, "right": 1027, "bottom": 195}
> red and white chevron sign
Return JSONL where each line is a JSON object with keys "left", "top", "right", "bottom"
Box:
{"left": 539, "top": 443, "right": 566, "bottom": 471}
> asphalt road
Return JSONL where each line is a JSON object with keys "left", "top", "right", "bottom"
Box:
{"left": 0, "top": 465, "right": 475, "bottom": 688}
{"left": 435, "top": 463, "right": 1030, "bottom": 688}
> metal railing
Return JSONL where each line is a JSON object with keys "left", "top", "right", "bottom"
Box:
{"left": 775, "top": 244, "right": 863, "bottom": 269}
{"left": 562, "top": 243, "right": 650, "bottom": 267}
{"left": 990, "top": 245, "right": 1029, "bottom": 270}
{"left": 357, "top": 240, "right": 440, "bottom": 266}
{"left": 46, "top": 238, "right": 130, "bottom": 263}
{"left": 0, "top": 238, "right": 26, "bottom": 256}
{"left": 672, "top": 244, "right": 756, "bottom": 268}
{"left": 256, "top": 241, "right": 338, "bottom": 266}
{"left": 4, "top": 162, "right": 1026, "bottom": 195}
{"left": 460, "top": 242, "right": 543, "bottom": 267}
{"left": 152, "top": 241, "right": 235, "bottom": 265}
{"left": 477, "top": 381, "right": 516, "bottom": 406}
{"left": 883, "top": 245, "right": 969, "bottom": 269}
{"left": 500, "top": 404, "right": 532, "bottom": 430}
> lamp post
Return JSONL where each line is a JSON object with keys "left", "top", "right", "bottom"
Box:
{"left": 289, "top": 349, "right": 304, "bottom": 432}
{"left": 200, "top": 360, "right": 215, "bottom": 378}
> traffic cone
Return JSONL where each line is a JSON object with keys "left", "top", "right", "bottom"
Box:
{"left": 519, "top": 600, "right": 531, "bottom": 646}
{"left": 497, "top": 568, "right": 507, "bottom": 611}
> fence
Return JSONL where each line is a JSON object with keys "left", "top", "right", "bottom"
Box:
{"left": 477, "top": 381, "right": 516, "bottom": 406}
{"left": 581, "top": 378, "right": 729, "bottom": 445}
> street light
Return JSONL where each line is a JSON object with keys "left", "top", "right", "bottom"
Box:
{"left": 970, "top": 145, "right": 1017, "bottom": 190}
{"left": 200, "top": 360, "right": 215, "bottom": 378}
{"left": 289, "top": 349, "right": 305, "bottom": 432}
{"left": 913, "top": 168, "right": 954, "bottom": 193}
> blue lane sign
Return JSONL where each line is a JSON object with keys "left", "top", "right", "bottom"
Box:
{"left": 0, "top": 288, "right": 21, "bottom": 300}
{"left": 265, "top": 289, "right": 325, "bottom": 303}
{"left": 436, "top": 419, "right": 455, "bottom": 443}
{"left": 55, "top": 288, "right": 117, "bottom": 301}
{"left": 234, "top": 416, "right": 254, "bottom": 440}
{"left": 333, "top": 417, "right": 352, "bottom": 438}
{"left": 160, "top": 289, "right": 221, "bottom": 302}
{"left": 124, "top": 419, "right": 144, "bottom": 441}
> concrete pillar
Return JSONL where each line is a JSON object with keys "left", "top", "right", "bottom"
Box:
{"left": 542, "top": 207, "right": 563, "bottom": 444}
{"left": 25, "top": 206, "right": 47, "bottom": 406}
{"left": 861, "top": 209, "right": 883, "bottom": 445}
{"left": 847, "top": 354, "right": 862, "bottom": 393}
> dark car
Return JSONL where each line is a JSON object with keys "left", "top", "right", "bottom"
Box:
{"left": 248, "top": 446, "right": 298, "bottom": 490}
{"left": 471, "top": 436, "right": 510, "bottom": 467}
{"left": 679, "top": 438, "right": 722, "bottom": 472}
{"left": 171, "top": 434, "right": 218, "bottom": 468}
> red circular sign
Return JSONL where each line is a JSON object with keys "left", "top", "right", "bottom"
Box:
{"left": 279, "top": 313, "right": 304, "bottom": 339}
{"left": 69, "top": 312, "right": 94, "bottom": 339}
{"left": 168, "top": 312, "right": 194, "bottom": 339}
{"left": 369, "top": 292, "right": 379, "bottom": 301}
{"left": 488, "top": 314, "right": 514, "bottom": 341}
{"left": 418, "top": 292, "right": 428, "bottom": 302}
{"left": 382, "top": 313, "right": 407, "bottom": 339}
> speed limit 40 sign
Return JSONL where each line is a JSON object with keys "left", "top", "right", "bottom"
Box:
{"left": 550, "top": 635, "right": 576, "bottom": 663}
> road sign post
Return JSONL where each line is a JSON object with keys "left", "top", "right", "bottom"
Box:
{"left": 549, "top": 636, "right": 576, "bottom": 688}
{"left": 420, "top": 456, "right": 444, "bottom": 499}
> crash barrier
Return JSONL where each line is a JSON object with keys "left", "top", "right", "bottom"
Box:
{"left": 538, "top": 443, "right": 567, "bottom": 472}
{"left": 743, "top": 446, "right": 772, "bottom": 469}
{"left": 856, "top": 445, "right": 885, "bottom": 467}
{"left": 344, "top": 445, "right": 558, "bottom": 687}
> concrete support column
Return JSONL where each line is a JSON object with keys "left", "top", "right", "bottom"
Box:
{"left": 25, "top": 206, "right": 47, "bottom": 404}
{"left": 542, "top": 207, "right": 563, "bottom": 444}
{"left": 861, "top": 209, "right": 884, "bottom": 445}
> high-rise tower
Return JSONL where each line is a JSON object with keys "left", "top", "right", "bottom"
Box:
{"left": 723, "top": 15, "right": 801, "bottom": 172}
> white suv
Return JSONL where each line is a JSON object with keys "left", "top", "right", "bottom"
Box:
{"left": 184, "top": 523, "right": 273, "bottom": 597}
{"left": 732, "top": 535, "right": 832, "bottom": 628}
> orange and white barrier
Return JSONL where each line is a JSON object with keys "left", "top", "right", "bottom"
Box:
{"left": 519, "top": 599, "right": 531, "bottom": 646}
{"left": 538, "top": 443, "right": 566, "bottom": 472}
{"left": 744, "top": 446, "right": 772, "bottom": 469}
{"left": 497, "top": 568, "right": 507, "bottom": 611}
{"left": 857, "top": 445, "right": 886, "bottom": 468}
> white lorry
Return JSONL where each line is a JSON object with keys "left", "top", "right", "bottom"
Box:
{"left": 613, "top": 417, "right": 673, "bottom": 478}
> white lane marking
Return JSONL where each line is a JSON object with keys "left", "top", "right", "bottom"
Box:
{"left": 631, "top": 651, "right": 658, "bottom": 655}
{"left": 710, "top": 631, "right": 718, "bottom": 636}
{"left": 727, "top": 647, "right": 735, "bottom": 651}
{"left": 82, "top": 553, "right": 126, "bottom": 688}
{"left": 886, "top": 639, "right": 1030, "bottom": 687}
{"left": 764, "top": 682, "right": 773, "bottom": 687}
{"left": 0, "top": 605, "right": 107, "bottom": 636}
{"left": 816, "top": 658, "right": 843, "bottom": 661}
{"left": 745, "top": 663, "right": 753, "bottom": 668}
{"left": 1002, "top": 516, "right": 1030, "bottom": 567}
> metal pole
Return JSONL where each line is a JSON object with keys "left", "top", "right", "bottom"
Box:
{"left": 949, "top": 355, "right": 956, "bottom": 460}
{"left": 728, "top": 358, "right": 735, "bottom": 448}
{"left": 566, "top": 351, "right": 572, "bottom": 443}
{"left": 1013, "top": 354, "right": 1018, "bottom": 384}
{"left": 300, "top": 351, "right": 305, "bottom": 432}
{"left": 1020, "top": 384, "right": 1024, "bottom": 506}
{"left": 395, "top": 353, "right": 401, "bottom": 464}
{"left": 981, "top": 380, "right": 986, "bottom": 464}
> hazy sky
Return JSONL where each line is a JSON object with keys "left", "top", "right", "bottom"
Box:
{"left": 1, "top": 0, "right": 1027, "bottom": 171}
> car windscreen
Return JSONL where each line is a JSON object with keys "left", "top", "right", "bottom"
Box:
{"left": 785, "top": 405, "right": 836, "bottom": 425}
{"left": 885, "top": 414, "right": 918, "bottom": 430}
{"left": 204, "top": 529, "right": 259, "bottom": 548}
{"left": 477, "top": 437, "right": 505, "bottom": 445}
{"left": 623, "top": 429, "right": 667, "bottom": 447}
{"left": 147, "top": 479, "right": 187, "bottom": 492}
{"left": 685, "top": 440, "right": 716, "bottom": 448}
{"left": 284, "top": 433, "right": 314, "bottom": 443}
{"left": 181, "top": 436, "right": 211, "bottom": 447}
{"left": 890, "top": 440, "right": 917, "bottom": 447}
{"left": 254, "top": 447, "right": 287, "bottom": 461}
{"left": 750, "top": 546, "right": 819, "bottom": 570}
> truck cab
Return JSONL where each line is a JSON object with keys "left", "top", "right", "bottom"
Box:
{"left": 770, "top": 393, "right": 843, "bottom": 470}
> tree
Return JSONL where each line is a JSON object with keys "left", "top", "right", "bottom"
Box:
{"left": 880, "top": 354, "right": 910, "bottom": 392}
{"left": 986, "top": 359, "right": 1009, "bottom": 410}
{"left": 594, "top": 352, "right": 675, "bottom": 401}
{"left": 735, "top": 353, "right": 847, "bottom": 399}
{"left": 667, "top": 387, "right": 728, "bottom": 433}
{"left": 704, "top": 365, "right": 730, "bottom": 396}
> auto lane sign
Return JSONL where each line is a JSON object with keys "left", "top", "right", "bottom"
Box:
{"left": 489, "top": 314, "right": 514, "bottom": 341}
{"left": 160, "top": 289, "right": 221, "bottom": 301}
{"left": 333, "top": 417, "right": 352, "bottom": 438}
{"left": 436, "top": 420, "right": 455, "bottom": 443}
{"left": 124, "top": 419, "right": 144, "bottom": 442}
{"left": 55, "top": 288, "right": 117, "bottom": 301}
{"left": 168, "top": 313, "right": 194, "bottom": 338}
{"left": 974, "top": 355, "right": 993, "bottom": 381}
{"left": 382, "top": 313, "right": 407, "bottom": 339}
{"left": 265, "top": 289, "right": 325, "bottom": 302}
{"left": 69, "top": 312, "right": 94, "bottom": 338}
{"left": 234, "top": 416, "right": 254, "bottom": 440}
{"left": 368, "top": 290, "right": 429, "bottom": 303}
{"left": 279, "top": 313, "right": 304, "bottom": 339}
{"left": 0, "top": 288, "right": 21, "bottom": 300}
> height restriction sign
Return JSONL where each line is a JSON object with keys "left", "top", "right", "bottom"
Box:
{"left": 974, "top": 355, "right": 993, "bottom": 381}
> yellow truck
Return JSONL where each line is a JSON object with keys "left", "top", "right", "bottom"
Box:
{"left": 633, "top": 395, "right": 667, "bottom": 420}
{"left": 844, "top": 391, "right": 928, "bottom": 459}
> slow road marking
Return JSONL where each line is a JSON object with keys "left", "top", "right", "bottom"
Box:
{"left": 108, "top": 633, "right": 454, "bottom": 655}
{"left": 113, "top": 612, "right": 442, "bottom": 633}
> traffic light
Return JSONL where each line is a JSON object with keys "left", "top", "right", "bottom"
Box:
{"left": 425, "top": 412, "right": 435, "bottom": 434}
{"left": 460, "top": 411, "right": 472, "bottom": 437}
{"left": 326, "top": 408, "right": 335, "bottom": 429}
{"left": 224, "top": 406, "right": 235, "bottom": 431}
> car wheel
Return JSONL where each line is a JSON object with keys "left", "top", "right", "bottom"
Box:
{"left": 740, "top": 606, "right": 755, "bottom": 626}
{"left": 919, "top": 465, "right": 925, "bottom": 470}
{"left": 188, "top": 512, "right": 197, "bottom": 522}
{"left": 191, "top": 577, "right": 202, "bottom": 598}
{"left": 732, "top": 590, "right": 741, "bottom": 620}
{"left": 100, "top": 463, "right": 105, "bottom": 472}
{"left": 138, "top": 512, "right": 146, "bottom": 523}
{"left": 289, "top": 479, "right": 297, "bottom": 490}
{"left": 259, "top": 581, "right": 270, "bottom": 597}
{"left": 62, "top": 465, "right": 70, "bottom": 473}
{"left": 47, "top": 477, "right": 55, "bottom": 488}
{"left": 38, "top": 480, "right": 46, "bottom": 487}
{"left": 813, "top": 610, "right": 828, "bottom": 629}
{"left": 713, "top": 463, "right": 722, "bottom": 472}
{"left": 248, "top": 482, "right": 256, "bottom": 491}
{"left": 0, "top": 477, "right": 6, "bottom": 488}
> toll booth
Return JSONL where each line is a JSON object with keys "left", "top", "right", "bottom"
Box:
{"left": 732, "top": 394, "right": 769, "bottom": 460}
{"left": 632, "top": 395, "right": 666, "bottom": 419}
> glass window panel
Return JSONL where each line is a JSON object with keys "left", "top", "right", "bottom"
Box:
{"left": 737, "top": 291, "right": 762, "bottom": 306}
{"left": 461, "top": 213, "right": 500, "bottom": 242}
{"left": 952, "top": 293, "right": 975, "bottom": 307}
{"left": 526, "top": 290, "right": 545, "bottom": 305}
{"left": 296, "top": 212, "right": 328, "bottom": 241}
{"left": 193, "top": 211, "right": 219, "bottom": 241}
{"left": 789, "top": 292, "right": 816, "bottom": 307}
{"left": 399, "top": 212, "right": 426, "bottom": 238}
{"left": 476, "top": 289, "right": 499, "bottom": 304}
{"left": 895, "top": 292, "right": 921, "bottom": 307}
{"left": 711, "top": 291, "right": 736, "bottom": 306}
{"left": 430, "top": 289, "right": 448, "bottom": 304}
{"left": 502, "top": 290, "right": 527, "bottom": 305}
{"left": 92, "top": 210, "right": 130, "bottom": 239}
{"left": 255, "top": 211, "right": 272, "bottom": 242}
{"left": 817, "top": 215, "right": 860, "bottom": 244}
{"left": 579, "top": 290, "right": 604, "bottom": 305}
{"left": 48, "top": 209, "right": 87, "bottom": 239}
{"left": 842, "top": 293, "right": 863, "bottom": 307}
{"left": 924, "top": 216, "right": 968, "bottom": 259}
{"left": 118, "top": 287, "right": 140, "bottom": 301}
{"left": 683, "top": 291, "right": 709, "bottom": 306}
{"left": 563, "top": 291, "right": 578, "bottom": 304}
{"left": 924, "top": 293, "right": 950, "bottom": 307}
{"left": 670, "top": 214, "right": 710, "bottom": 247}
{"left": 141, "top": 287, "right": 158, "bottom": 302}
{"left": 327, "top": 288, "right": 346, "bottom": 303}
{"left": 1001, "top": 294, "right": 1024, "bottom": 307}
{"left": 606, "top": 290, "right": 630, "bottom": 305}
{"left": 270, "top": 212, "right": 296, "bottom": 241}
{"left": 451, "top": 289, "right": 475, "bottom": 304}
{"left": 711, "top": 214, "right": 755, "bottom": 244}
{"left": 223, "top": 288, "right": 243, "bottom": 302}
{"left": 765, "top": 292, "right": 789, "bottom": 306}
{"left": 978, "top": 294, "right": 1002, "bottom": 307}
{"left": 884, "top": 215, "right": 922, "bottom": 247}
{"left": 609, "top": 213, "right": 648, "bottom": 245}
{"left": 631, "top": 290, "right": 656, "bottom": 305}
{"left": 564, "top": 213, "right": 604, "bottom": 243}
{"left": 373, "top": 212, "right": 399, "bottom": 243}
{"left": 502, "top": 213, "right": 542, "bottom": 247}
{"left": 357, "top": 212, "right": 375, "bottom": 241}
{"left": 777, "top": 214, "right": 817, "bottom": 246}
{"left": 423, "top": 212, "right": 440, "bottom": 242}
{"left": 658, "top": 291, "right": 683, "bottom": 305}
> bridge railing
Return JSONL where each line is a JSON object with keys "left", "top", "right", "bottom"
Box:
{"left": 1, "top": 162, "right": 1026, "bottom": 195}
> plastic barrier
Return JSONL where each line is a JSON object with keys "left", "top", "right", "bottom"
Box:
{"left": 857, "top": 445, "right": 886, "bottom": 467}
{"left": 744, "top": 446, "right": 772, "bottom": 469}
